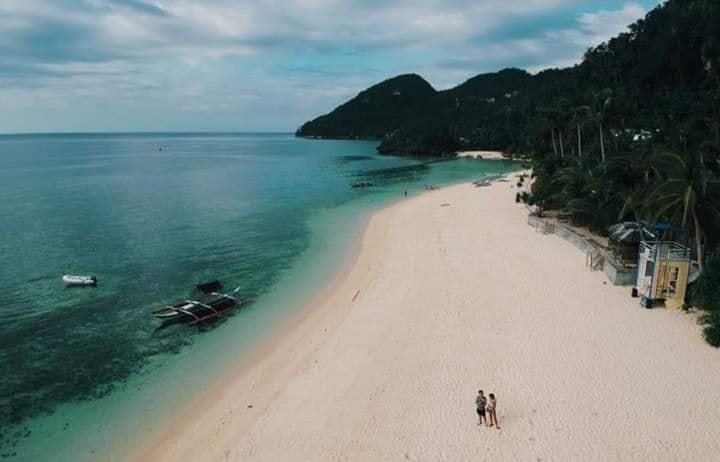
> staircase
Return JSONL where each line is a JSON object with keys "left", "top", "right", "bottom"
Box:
{"left": 586, "top": 249, "right": 605, "bottom": 271}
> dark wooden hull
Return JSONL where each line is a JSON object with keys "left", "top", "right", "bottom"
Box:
{"left": 153, "top": 296, "right": 248, "bottom": 325}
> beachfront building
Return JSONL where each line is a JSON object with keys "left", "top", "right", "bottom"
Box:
{"left": 634, "top": 240, "right": 691, "bottom": 310}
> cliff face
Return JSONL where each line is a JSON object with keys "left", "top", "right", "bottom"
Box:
{"left": 295, "top": 74, "right": 437, "bottom": 140}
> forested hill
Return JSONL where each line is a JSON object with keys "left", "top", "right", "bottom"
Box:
{"left": 297, "top": 0, "right": 720, "bottom": 347}
{"left": 296, "top": 0, "right": 720, "bottom": 158}
{"left": 296, "top": 67, "right": 560, "bottom": 154}
{"left": 295, "top": 74, "right": 436, "bottom": 140}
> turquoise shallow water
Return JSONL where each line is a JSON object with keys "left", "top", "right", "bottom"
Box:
{"left": 0, "top": 133, "right": 519, "bottom": 461}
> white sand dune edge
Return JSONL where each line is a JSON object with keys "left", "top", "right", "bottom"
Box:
{"left": 133, "top": 176, "right": 720, "bottom": 462}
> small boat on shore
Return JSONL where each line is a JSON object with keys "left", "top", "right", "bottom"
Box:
{"left": 63, "top": 275, "right": 97, "bottom": 287}
{"left": 152, "top": 280, "right": 250, "bottom": 325}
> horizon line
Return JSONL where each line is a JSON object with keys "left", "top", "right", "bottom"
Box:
{"left": 0, "top": 130, "right": 295, "bottom": 137}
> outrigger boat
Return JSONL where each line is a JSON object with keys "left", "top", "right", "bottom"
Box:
{"left": 152, "top": 280, "right": 249, "bottom": 325}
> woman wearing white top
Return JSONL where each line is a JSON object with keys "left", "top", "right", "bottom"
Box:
{"left": 487, "top": 393, "right": 499, "bottom": 429}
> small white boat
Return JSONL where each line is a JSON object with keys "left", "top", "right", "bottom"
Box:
{"left": 62, "top": 275, "right": 97, "bottom": 287}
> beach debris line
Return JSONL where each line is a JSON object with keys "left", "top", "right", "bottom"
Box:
{"left": 152, "top": 280, "right": 251, "bottom": 326}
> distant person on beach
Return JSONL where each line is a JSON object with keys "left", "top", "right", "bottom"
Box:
{"left": 487, "top": 393, "right": 499, "bottom": 429}
{"left": 404, "top": 190, "right": 407, "bottom": 198}
{"left": 475, "top": 390, "right": 487, "bottom": 426}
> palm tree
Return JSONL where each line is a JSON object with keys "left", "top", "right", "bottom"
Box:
{"left": 537, "top": 104, "right": 566, "bottom": 159}
{"left": 536, "top": 111, "right": 559, "bottom": 158}
{"left": 547, "top": 97, "right": 572, "bottom": 159}
{"left": 639, "top": 148, "right": 720, "bottom": 271}
{"left": 571, "top": 105, "right": 592, "bottom": 161}
{"left": 591, "top": 89, "right": 613, "bottom": 165}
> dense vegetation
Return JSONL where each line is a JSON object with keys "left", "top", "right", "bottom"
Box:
{"left": 521, "top": 0, "right": 720, "bottom": 344}
{"left": 296, "top": 74, "right": 437, "bottom": 140}
{"left": 297, "top": 68, "right": 565, "bottom": 155}
{"left": 298, "top": 0, "right": 720, "bottom": 344}
{"left": 692, "top": 253, "right": 720, "bottom": 346}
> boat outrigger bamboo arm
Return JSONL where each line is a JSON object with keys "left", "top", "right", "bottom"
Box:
{"left": 154, "top": 301, "right": 193, "bottom": 313}
{"left": 189, "top": 300, "right": 217, "bottom": 312}
{"left": 217, "top": 293, "right": 237, "bottom": 302}
{"left": 209, "top": 287, "right": 242, "bottom": 301}
{"left": 176, "top": 307, "right": 201, "bottom": 321}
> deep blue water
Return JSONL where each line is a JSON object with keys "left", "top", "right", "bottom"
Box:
{"left": 0, "top": 133, "right": 519, "bottom": 460}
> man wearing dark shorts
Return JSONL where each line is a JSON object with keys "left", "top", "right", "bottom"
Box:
{"left": 475, "top": 390, "right": 487, "bottom": 426}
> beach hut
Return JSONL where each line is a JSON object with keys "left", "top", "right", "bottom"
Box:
{"left": 632, "top": 238, "right": 691, "bottom": 310}
{"left": 608, "top": 222, "right": 647, "bottom": 267}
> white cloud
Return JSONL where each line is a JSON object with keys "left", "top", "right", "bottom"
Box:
{"left": 2, "top": 0, "right": 586, "bottom": 65}
{"left": 548, "top": 2, "right": 647, "bottom": 49}
{"left": 0, "top": 1, "right": 652, "bottom": 132}
{"left": 428, "top": 2, "right": 650, "bottom": 81}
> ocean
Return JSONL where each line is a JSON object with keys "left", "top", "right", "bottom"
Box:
{"left": 0, "top": 133, "right": 519, "bottom": 461}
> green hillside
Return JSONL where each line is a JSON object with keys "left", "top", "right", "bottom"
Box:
{"left": 296, "top": 74, "right": 436, "bottom": 139}
{"left": 297, "top": 0, "right": 720, "bottom": 345}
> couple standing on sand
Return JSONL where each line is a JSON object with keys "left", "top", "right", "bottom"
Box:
{"left": 475, "top": 390, "right": 499, "bottom": 429}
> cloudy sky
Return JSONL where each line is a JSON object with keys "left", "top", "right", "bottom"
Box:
{"left": 1, "top": 0, "right": 661, "bottom": 133}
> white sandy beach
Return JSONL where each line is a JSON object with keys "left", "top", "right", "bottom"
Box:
{"left": 134, "top": 176, "right": 720, "bottom": 462}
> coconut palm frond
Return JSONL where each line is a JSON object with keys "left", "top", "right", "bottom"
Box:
{"left": 646, "top": 197, "right": 683, "bottom": 223}
{"left": 705, "top": 200, "right": 720, "bottom": 222}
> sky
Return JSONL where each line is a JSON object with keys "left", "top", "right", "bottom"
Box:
{"left": 0, "top": 0, "right": 663, "bottom": 133}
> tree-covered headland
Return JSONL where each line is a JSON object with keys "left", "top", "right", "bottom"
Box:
{"left": 297, "top": 0, "right": 720, "bottom": 345}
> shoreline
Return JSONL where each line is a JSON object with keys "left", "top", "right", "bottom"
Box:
{"left": 133, "top": 174, "right": 720, "bottom": 461}
{"left": 131, "top": 181, "right": 440, "bottom": 462}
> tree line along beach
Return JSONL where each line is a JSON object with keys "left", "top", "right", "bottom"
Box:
{"left": 3, "top": 0, "right": 720, "bottom": 461}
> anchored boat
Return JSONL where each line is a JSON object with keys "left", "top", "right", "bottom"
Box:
{"left": 63, "top": 275, "right": 98, "bottom": 287}
{"left": 152, "top": 280, "right": 250, "bottom": 325}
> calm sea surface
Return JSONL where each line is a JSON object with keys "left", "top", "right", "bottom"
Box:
{"left": 0, "top": 133, "right": 519, "bottom": 460}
